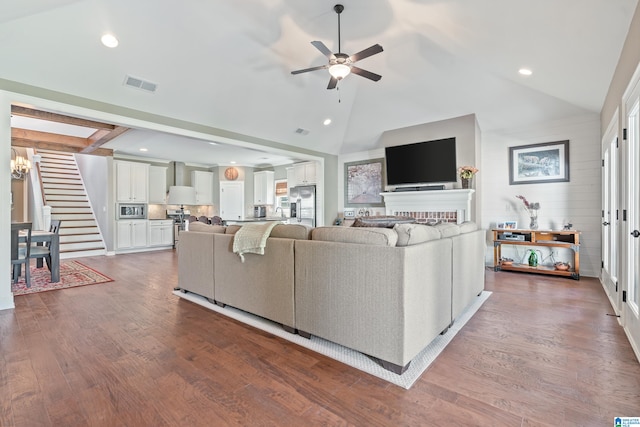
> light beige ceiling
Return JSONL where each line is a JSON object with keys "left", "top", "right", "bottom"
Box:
{"left": 2, "top": 0, "right": 637, "bottom": 165}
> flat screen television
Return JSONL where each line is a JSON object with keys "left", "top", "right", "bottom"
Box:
{"left": 385, "top": 137, "right": 457, "bottom": 186}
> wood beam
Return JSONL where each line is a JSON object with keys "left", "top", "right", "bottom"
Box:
{"left": 81, "top": 126, "right": 129, "bottom": 153}
{"left": 11, "top": 128, "right": 113, "bottom": 157}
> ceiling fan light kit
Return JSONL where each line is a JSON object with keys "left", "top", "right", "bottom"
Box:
{"left": 291, "top": 4, "right": 383, "bottom": 89}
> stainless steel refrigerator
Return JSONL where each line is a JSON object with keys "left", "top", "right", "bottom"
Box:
{"left": 289, "top": 185, "right": 316, "bottom": 227}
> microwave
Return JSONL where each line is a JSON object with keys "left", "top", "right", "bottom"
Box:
{"left": 117, "top": 203, "right": 147, "bottom": 220}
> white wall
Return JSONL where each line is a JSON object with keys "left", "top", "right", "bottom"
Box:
{"left": 481, "top": 113, "right": 602, "bottom": 277}
{"left": 75, "top": 153, "right": 112, "bottom": 250}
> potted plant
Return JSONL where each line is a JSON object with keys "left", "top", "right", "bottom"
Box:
{"left": 458, "top": 166, "right": 478, "bottom": 189}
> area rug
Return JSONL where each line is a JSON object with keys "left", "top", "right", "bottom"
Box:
{"left": 173, "top": 289, "right": 492, "bottom": 389}
{"left": 12, "top": 260, "right": 114, "bottom": 296}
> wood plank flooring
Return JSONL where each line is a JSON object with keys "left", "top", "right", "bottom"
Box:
{"left": 1, "top": 250, "right": 639, "bottom": 426}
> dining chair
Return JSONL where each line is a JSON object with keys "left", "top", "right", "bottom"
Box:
{"left": 30, "top": 219, "right": 61, "bottom": 273}
{"left": 188, "top": 215, "right": 198, "bottom": 223}
{"left": 11, "top": 222, "right": 32, "bottom": 288}
{"left": 198, "top": 215, "right": 210, "bottom": 224}
{"left": 211, "top": 216, "right": 223, "bottom": 225}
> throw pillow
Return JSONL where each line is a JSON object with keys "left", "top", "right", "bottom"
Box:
{"left": 351, "top": 215, "right": 416, "bottom": 228}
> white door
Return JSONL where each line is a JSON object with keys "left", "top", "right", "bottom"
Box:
{"left": 601, "top": 113, "right": 619, "bottom": 309}
{"left": 220, "top": 181, "right": 244, "bottom": 221}
{"left": 623, "top": 72, "right": 640, "bottom": 353}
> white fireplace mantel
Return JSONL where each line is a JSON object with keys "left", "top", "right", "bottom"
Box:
{"left": 381, "top": 189, "right": 475, "bottom": 224}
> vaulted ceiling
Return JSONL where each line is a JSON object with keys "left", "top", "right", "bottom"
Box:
{"left": 1, "top": 0, "right": 637, "bottom": 165}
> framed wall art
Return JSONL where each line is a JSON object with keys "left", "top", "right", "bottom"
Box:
{"left": 509, "top": 140, "right": 569, "bottom": 185}
{"left": 344, "top": 158, "right": 385, "bottom": 207}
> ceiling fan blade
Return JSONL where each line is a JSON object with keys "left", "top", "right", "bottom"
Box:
{"left": 291, "top": 65, "right": 328, "bottom": 75}
{"left": 349, "top": 44, "right": 383, "bottom": 62}
{"left": 311, "top": 41, "right": 335, "bottom": 59}
{"left": 351, "top": 66, "right": 382, "bottom": 82}
{"left": 327, "top": 77, "right": 338, "bottom": 90}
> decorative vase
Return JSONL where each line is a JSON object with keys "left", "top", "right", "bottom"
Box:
{"left": 461, "top": 178, "right": 471, "bottom": 189}
{"left": 528, "top": 250, "right": 538, "bottom": 267}
{"left": 529, "top": 215, "right": 538, "bottom": 230}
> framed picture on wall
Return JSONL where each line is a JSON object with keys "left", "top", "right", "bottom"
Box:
{"left": 509, "top": 140, "right": 570, "bottom": 185}
{"left": 344, "top": 158, "right": 385, "bottom": 207}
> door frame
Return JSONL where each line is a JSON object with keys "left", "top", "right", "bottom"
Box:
{"left": 601, "top": 110, "right": 619, "bottom": 313}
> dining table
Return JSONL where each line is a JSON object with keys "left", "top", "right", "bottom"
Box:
{"left": 17, "top": 229, "right": 60, "bottom": 283}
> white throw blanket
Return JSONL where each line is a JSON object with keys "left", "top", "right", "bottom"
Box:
{"left": 232, "top": 222, "right": 278, "bottom": 262}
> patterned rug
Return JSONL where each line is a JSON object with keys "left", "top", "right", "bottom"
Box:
{"left": 174, "top": 289, "right": 491, "bottom": 389}
{"left": 12, "top": 260, "right": 114, "bottom": 296}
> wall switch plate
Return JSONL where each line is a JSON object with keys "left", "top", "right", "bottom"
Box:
{"left": 344, "top": 209, "right": 355, "bottom": 218}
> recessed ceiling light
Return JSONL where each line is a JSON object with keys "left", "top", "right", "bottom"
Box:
{"left": 139, "top": 148, "right": 148, "bottom": 152}
{"left": 230, "top": 161, "right": 236, "bottom": 164}
{"left": 323, "top": 118, "right": 332, "bottom": 126}
{"left": 209, "top": 142, "right": 218, "bottom": 146}
{"left": 101, "top": 33, "right": 119, "bottom": 48}
{"left": 518, "top": 68, "right": 533, "bottom": 76}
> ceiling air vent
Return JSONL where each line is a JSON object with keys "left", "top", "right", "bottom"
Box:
{"left": 295, "top": 128, "right": 309, "bottom": 135}
{"left": 124, "top": 75, "right": 157, "bottom": 93}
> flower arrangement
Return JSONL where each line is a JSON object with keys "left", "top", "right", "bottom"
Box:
{"left": 516, "top": 195, "right": 540, "bottom": 216}
{"left": 458, "top": 166, "right": 479, "bottom": 179}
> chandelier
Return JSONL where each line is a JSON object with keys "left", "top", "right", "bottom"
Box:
{"left": 11, "top": 148, "right": 31, "bottom": 180}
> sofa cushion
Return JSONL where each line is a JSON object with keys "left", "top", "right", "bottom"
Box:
{"left": 225, "top": 225, "right": 242, "bottom": 235}
{"left": 458, "top": 221, "right": 478, "bottom": 234}
{"left": 434, "top": 222, "right": 461, "bottom": 237}
{"left": 351, "top": 215, "right": 416, "bottom": 228}
{"left": 312, "top": 226, "right": 398, "bottom": 247}
{"left": 188, "top": 222, "right": 226, "bottom": 234}
{"left": 270, "top": 224, "right": 312, "bottom": 240}
{"left": 394, "top": 223, "right": 442, "bottom": 246}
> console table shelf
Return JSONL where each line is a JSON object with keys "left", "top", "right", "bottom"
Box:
{"left": 492, "top": 229, "right": 580, "bottom": 280}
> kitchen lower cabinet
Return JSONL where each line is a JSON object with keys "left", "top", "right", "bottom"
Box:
{"left": 116, "top": 220, "right": 148, "bottom": 250}
{"left": 148, "top": 220, "right": 174, "bottom": 247}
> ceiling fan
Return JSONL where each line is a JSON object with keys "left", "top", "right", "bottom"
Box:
{"left": 291, "top": 4, "right": 383, "bottom": 89}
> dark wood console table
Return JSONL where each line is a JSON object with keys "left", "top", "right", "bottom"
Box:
{"left": 492, "top": 229, "right": 580, "bottom": 279}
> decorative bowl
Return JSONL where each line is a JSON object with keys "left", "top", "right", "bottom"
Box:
{"left": 554, "top": 262, "right": 570, "bottom": 271}
{"left": 501, "top": 258, "right": 514, "bottom": 267}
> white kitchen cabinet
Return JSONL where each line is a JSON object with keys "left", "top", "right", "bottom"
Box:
{"left": 292, "top": 162, "right": 317, "bottom": 186}
{"left": 286, "top": 167, "right": 295, "bottom": 189}
{"left": 116, "top": 220, "right": 148, "bottom": 250}
{"left": 115, "top": 160, "right": 149, "bottom": 202}
{"left": 148, "top": 166, "right": 167, "bottom": 204}
{"left": 148, "top": 220, "right": 174, "bottom": 247}
{"left": 253, "top": 170, "right": 274, "bottom": 205}
{"left": 191, "top": 170, "right": 213, "bottom": 205}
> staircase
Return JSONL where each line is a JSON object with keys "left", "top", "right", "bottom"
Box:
{"left": 37, "top": 149, "right": 106, "bottom": 258}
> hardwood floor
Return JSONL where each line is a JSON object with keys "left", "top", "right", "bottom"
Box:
{"left": 1, "top": 250, "right": 639, "bottom": 426}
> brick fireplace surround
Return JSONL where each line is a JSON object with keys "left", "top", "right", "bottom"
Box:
{"left": 381, "top": 189, "right": 475, "bottom": 225}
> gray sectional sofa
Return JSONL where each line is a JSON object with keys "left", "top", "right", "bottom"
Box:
{"left": 177, "top": 220, "right": 486, "bottom": 374}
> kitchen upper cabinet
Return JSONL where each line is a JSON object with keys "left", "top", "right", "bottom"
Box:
{"left": 191, "top": 170, "right": 213, "bottom": 205}
{"left": 116, "top": 160, "right": 149, "bottom": 202}
{"left": 148, "top": 166, "right": 167, "bottom": 204}
{"left": 253, "top": 170, "right": 274, "bottom": 205}
{"left": 291, "top": 162, "right": 317, "bottom": 187}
